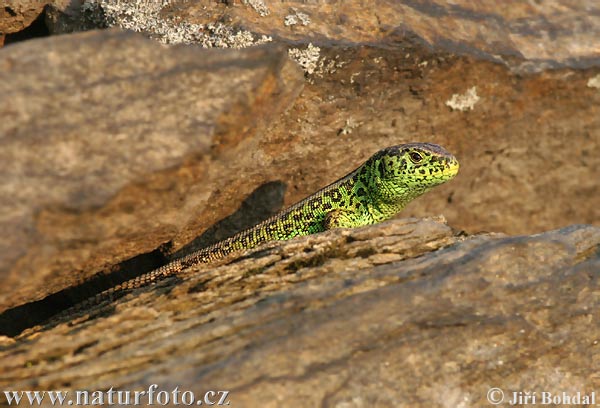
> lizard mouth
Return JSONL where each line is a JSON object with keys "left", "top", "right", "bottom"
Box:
{"left": 443, "top": 158, "right": 460, "bottom": 178}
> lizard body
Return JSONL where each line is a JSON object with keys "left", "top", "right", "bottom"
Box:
{"left": 57, "top": 143, "right": 459, "bottom": 315}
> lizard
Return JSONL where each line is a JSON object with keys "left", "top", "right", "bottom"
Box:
{"left": 56, "top": 142, "right": 459, "bottom": 317}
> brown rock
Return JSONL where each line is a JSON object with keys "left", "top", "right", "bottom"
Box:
{"left": 41, "top": 1, "right": 600, "bottom": 238}
{"left": 1, "top": 2, "right": 597, "bottom": 406}
{"left": 46, "top": 1, "right": 600, "bottom": 69}
{"left": 267, "top": 46, "right": 600, "bottom": 236}
{"left": 171, "top": 1, "right": 600, "bottom": 70}
{"left": 0, "top": 0, "right": 48, "bottom": 34}
{"left": 3, "top": 15, "right": 599, "bottom": 319}
{"left": 0, "top": 219, "right": 598, "bottom": 407}
{"left": 0, "top": 29, "right": 303, "bottom": 313}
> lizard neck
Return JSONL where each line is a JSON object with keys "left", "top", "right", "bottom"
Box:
{"left": 367, "top": 200, "right": 407, "bottom": 223}
{"left": 357, "top": 157, "right": 431, "bottom": 223}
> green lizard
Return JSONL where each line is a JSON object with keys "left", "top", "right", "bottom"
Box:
{"left": 58, "top": 143, "right": 459, "bottom": 314}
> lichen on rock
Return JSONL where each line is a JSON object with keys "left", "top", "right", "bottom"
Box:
{"left": 445, "top": 86, "right": 480, "bottom": 111}
{"left": 284, "top": 8, "right": 311, "bottom": 27}
{"left": 288, "top": 43, "right": 321, "bottom": 75}
{"left": 243, "top": 0, "right": 270, "bottom": 17}
{"left": 82, "top": 0, "right": 272, "bottom": 47}
{"left": 587, "top": 74, "right": 600, "bottom": 89}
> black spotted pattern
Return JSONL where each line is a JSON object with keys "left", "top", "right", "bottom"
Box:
{"left": 188, "top": 142, "right": 458, "bottom": 263}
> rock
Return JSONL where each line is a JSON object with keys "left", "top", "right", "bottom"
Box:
{"left": 0, "top": 29, "right": 304, "bottom": 313}
{"left": 40, "top": 1, "right": 600, "bottom": 237}
{"left": 0, "top": 219, "right": 598, "bottom": 407}
{"left": 3, "top": 9, "right": 600, "bottom": 316}
{"left": 274, "top": 45, "right": 600, "bottom": 236}
{"left": 1, "top": 3, "right": 598, "bottom": 405}
{"left": 0, "top": 0, "right": 48, "bottom": 35}
{"left": 44, "top": 0, "right": 87, "bottom": 34}
{"left": 48, "top": 1, "right": 600, "bottom": 70}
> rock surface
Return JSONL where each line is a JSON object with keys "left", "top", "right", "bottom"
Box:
{"left": 44, "top": 0, "right": 85, "bottom": 35}
{"left": 1, "top": 1, "right": 599, "bottom": 323}
{"left": 0, "top": 219, "right": 598, "bottom": 407}
{"left": 44, "top": 0, "right": 600, "bottom": 236}
{"left": 0, "top": 29, "right": 303, "bottom": 313}
{"left": 0, "top": 0, "right": 47, "bottom": 35}
{"left": 47, "top": 1, "right": 600, "bottom": 70}
{"left": 1, "top": 2, "right": 599, "bottom": 406}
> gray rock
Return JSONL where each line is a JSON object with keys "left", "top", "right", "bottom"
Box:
{"left": 44, "top": 0, "right": 88, "bottom": 34}
{"left": 0, "top": 29, "right": 303, "bottom": 313}
{"left": 0, "top": 219, "right": 598, "bottom": 407}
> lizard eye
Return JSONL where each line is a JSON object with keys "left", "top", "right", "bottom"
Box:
{"left": 409, "top": 151, "right": 423, "bottom": 163}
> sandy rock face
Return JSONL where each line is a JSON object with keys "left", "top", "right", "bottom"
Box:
{"left": 0, "top": 29, "right": 303, "bottom": 313}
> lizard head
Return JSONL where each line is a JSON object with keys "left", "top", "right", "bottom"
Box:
{"left": 367, "top": 142, "right": 459, "bottom": 205}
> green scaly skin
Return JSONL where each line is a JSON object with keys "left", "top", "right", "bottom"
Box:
{"left": 197, "top": 142, "right": 459, "bottom": 260}
{"left": 57, "top": 143, "right": 459, "bottom": 316}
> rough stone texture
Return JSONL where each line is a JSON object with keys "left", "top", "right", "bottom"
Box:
{"left": 265, "top": 45, "right": 600, "bottom": 237}
{"left": 0, "top": 29, "right": 304, "bottom": 313}
{"left": 171, "top": 44, "right": 600, "bottom": 257}
{"left": 54, "top": 0, "right": 600, "bottom": 71}
{"left": 2, "top": 8, "right": 600, "bottom": 316}
{"left": 238, "top": 0, "right": 600, "bottom": 71}
{"left": 0, "top": 0, "right": 48, "bottom": 34}
{"left": 1, "top": 3, "right": 599, "bottom": 405}
{"left": 0, "top": 219, "right": 598, "bottom": 407}
{"left": 42, "top": 0, "right": 600, "bottom": 239}
{"left": 44, "top": 0, "right": 85, "bottom": 34}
